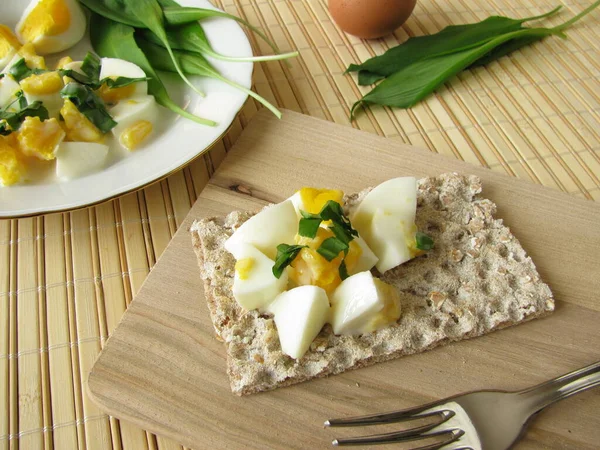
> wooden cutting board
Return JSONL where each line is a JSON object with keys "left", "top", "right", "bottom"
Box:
{"left": 88, "top": 109, "right": 600, "bottom": 449}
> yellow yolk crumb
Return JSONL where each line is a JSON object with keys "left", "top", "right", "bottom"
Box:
{"left": 60, "top": 99, "right": 104, "bottom": 143}
{"left": 20, "top": 71, "right": 63, "bottom": 96}
{"left": 235, "top": 258, "right": 255, "bottom": 280}
{"left": 0, "top": 25, "right": 20, "bottom": 61}
{"left": 55, "top": 55, "right": 73, "bottom": 69}
{"left": 0, "top": 135, "right": 25, "bottom": 186}
{"left": 16, "top": 43, "right": 46, "bottom": 70}
{"left": 96, "top": 82, "right": 136, "bottom": 105}
{"left": 16, "top": 116, "right": 65, "bottom": 161}
{"left": 119, "top": 120, "right": 153, "bottom": 151}
{"left": 18, "top": 0, "right": 71, "bottom": 44}
{"left": 299, "top": 187, "right": 344, "bottom": 214}
{"left": 289, "top": 227, "right": 362, "bottom": 295}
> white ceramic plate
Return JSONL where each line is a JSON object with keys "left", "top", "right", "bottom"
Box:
{"left": 0, "top": 0, "right": 252, "bottom": 218}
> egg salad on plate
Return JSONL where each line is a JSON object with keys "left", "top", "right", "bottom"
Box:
{"left": 223, "top": 178, "right": 434, "bottom": 359}
{"left": 0, "top": 0, "right": 160, "bottom": 187}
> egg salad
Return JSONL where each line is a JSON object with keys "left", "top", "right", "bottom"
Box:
{"left": 0, "top": 1, "right": 162, "bottom": 187}
{"left": 224, "top": 179, "right": 434, "bottom": 359}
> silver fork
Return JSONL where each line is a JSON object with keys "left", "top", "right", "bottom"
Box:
{"left": 325, "top": 360, "right": 600, "bottom": 449}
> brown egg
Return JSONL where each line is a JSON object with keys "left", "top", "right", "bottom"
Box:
{"left": 328, "top": 0, "right": 417, "bottom": 39}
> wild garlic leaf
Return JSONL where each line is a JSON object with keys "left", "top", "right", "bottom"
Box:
{"left": 347, "top": 7, "right": 562, "bottom": 85}
{"left": 9, "top": 58, "right": 46, "bottom": 82}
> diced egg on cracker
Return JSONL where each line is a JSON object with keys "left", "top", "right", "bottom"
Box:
{"left": 20, "top": 71, "right": 64, "bottom": 118}
{"left": 60, "top": 99, "right": 104, "bottom": 143}
{"left": 55, "top": 141, "right": 109, "bottom": 179}
{"left": 109, "top": 96, "right": 159, "bottom": 151}
{"left": 0, "top": 25, "right": 21, "bottom": 71}
{"left": 15, "top": 0, "right": 86, "bottom": 55}
{"left": 0, "top": 135, "right": 26, "bottom": 186}
{"left": 17, "top": 116, "right": 65, "bottom": 160}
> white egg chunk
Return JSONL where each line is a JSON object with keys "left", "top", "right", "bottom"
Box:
{"left": 350, "top": 177, "right": 418, "bottom": 273}
{"left": 55, "top": 142, "right": 109, "bottom": 179}
{"left": 15, "top": 0, "right": 86, "bottom": 55}
{"left": 0, "top": 26, "right": 21, "bottom": 71}
{"left": 267, "top": 285, "right": 330, "bottom": 359}
{"left": 19, "top": 71, "right": 64, "bottom": 118}
{"left": 330, "top": 271, "right": 401, "bottom": 336}
{"left": 224, "top": 200, "right": 298, "bottom": 260}
{"left": 349, "top": 236, "right": 379, "bottom": 275}
{"left": 232, "top": 244, "right": 288, "bottom": 311}
{"left": 0, "top": 74, "right": 21, "bottom": 111}
{"left": 98, "top": 58, "right": 148, "bottom": 104}
{"left": 109, "top": 96, "right": 158, "bottom": 151}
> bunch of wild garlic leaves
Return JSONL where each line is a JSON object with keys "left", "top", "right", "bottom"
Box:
{"left": 78, "top": 0, "right": 298, "bottom": 124}
{"left": 348, "top": 1, "right": 600, "bottom": 119}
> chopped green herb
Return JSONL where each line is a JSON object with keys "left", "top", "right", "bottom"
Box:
{"left": 317, "top": 237, "right": 349, "bottom": 262}
{"left": 272, "top": 244, "right": 307, "bottom": 279}
{"left": 298, "top": 210, "right": 322, "bottom": 238}
{"left": 81, "top": 51, "right": 102, "bottom": 83}
{"left": 338, "top": 260, "right": 349, "bottom": 280}
{"left": 60, "top": 82, "right": 117, "bottom": 133}
{"left": 415, "top": 232, "right": 434, "bottom": 251}
{"left": 0, "top": 100, "right": 49, "bottom": 135}
{"left": 16, "top": 91, "right": 27, "bottom": 110}
{"left": 8, "top": 58, "right": 46, "bottom": 82}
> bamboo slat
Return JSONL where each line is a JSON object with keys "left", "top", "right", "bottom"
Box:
{"left": 1, "top": 0, "right": 599, "bottom": 448}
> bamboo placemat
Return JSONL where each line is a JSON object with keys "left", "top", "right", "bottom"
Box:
{"left": 1, "top": 0, "right": 599, "bottom": 449}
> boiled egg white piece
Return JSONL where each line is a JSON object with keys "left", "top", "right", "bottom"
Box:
{"left": 0, "top": 26, "right": 21, "bottom": 71}
{"left": 232, "top": 243, "right": 288, "bottom": 311}
{"left": 55, "top": 142, "right": 109, "bottom": 180}
{"left": 15, "top": 0, "right": 86, "bottom": 55}
{"left": 350, "top": 177, "right": 418, "bottom": 273}
{"left": 266, "top": 285, "right": 330, "bottom": 359}
{"left": 98, "top": 58, "right": 148, "bottom": 104}
{"left": 19, "top": 71, "right": 64, "bottom": 118}
{"left": 0, "top": 74, "right": 21, "bottom": 111}
{"left": 109, "top": 95, "right": 159, "bottom": 151}
{"left": 330, "top": 271, "right": 401, "bottom": 336}
{"left": 225, "top": 199, "right": 298, "bottom": 260}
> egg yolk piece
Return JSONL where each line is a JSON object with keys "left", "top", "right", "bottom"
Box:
{"left": 20, "top": 71, "right": 63, "bottom": 96}
{"left": 18, "top": 0, "right": 71, "bottom": 45}
{"left": 13, "top": 43, "right": 46, "bottom": 70}
{"left": 0, "top": 26, "right": 21, "bottom": 62}
{"left": 299, "top": 187, "right": 344, "bottom": 214}
{"left": 0, "top": 135, "right": 25, "bottom": 186}
{"left": 119, "top": 120, "right": 153, "bottom": 151}
{"left": 17, "top": 116, "right": 65, "bottom": 161}
{"left": 60, "top": 99, "right": 104, "bottom": 143}
{"left": 289, "top": 227, "right": 362, "bottom": 295}
{"left": 96, "top": 83, "right": 137, "bottom": 105}
{"left": 235, "top": 258, "right": 255, "bottom": 280}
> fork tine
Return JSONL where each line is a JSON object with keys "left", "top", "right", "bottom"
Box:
{"left": 332, "top": 428, "right": 465, "bottom": 447}
{"left": 325, "top": 409, "right": 454, "bottom": 427}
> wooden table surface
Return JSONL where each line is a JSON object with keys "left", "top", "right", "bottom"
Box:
{"left": 1, "top": 1, "right": 599, "bottom": 450}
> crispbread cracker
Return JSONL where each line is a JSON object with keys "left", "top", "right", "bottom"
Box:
{"left": 190, "top": 173, "right": 554, "bottom": 395}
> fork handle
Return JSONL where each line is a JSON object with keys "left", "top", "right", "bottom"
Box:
{"left": 518, "top": 360, "right": 600, "bottom": 414}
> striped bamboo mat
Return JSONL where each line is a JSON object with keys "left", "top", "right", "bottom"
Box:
{"left": 1, "top": 0, "right": 599, "bottom": 449}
